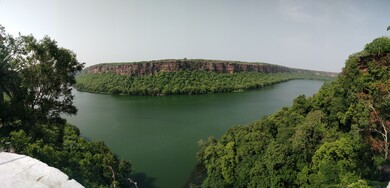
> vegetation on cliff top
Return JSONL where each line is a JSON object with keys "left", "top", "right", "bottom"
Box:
{"left": 194, "top": 36, "right": 390, "bottom": 187}
{"left": 87, "top": 59, "right": 272, "bottom": 66}
{"left": 76, "top": 70, "right": 333, "bottom": 96}
{"left": 0, "top": 26, "right": 133, "bottom": 187}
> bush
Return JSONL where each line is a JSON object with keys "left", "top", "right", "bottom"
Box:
{"left": 364, "top": 36, "right": 390, "bottom": 56}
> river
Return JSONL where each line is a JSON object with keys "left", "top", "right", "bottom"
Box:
{"left": 66, "top": 79, "right": 324, "bottom": 188}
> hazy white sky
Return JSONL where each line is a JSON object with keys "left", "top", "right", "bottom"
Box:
{"left": 0, "top": 0, "right": 389, "bottom": 72}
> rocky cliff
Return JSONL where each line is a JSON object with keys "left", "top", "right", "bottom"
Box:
{"left": 0, "top": 152, "right": 84, "bottom": 188}
{"left": 83, "top": 59, "right": 338, "bottom": 78}
{"left": 83, "top": 59, "right": 298, "bottom": 76}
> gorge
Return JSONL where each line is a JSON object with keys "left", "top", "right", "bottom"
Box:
{"left": 67, "top": 79, "right": 325, "bottom": 188}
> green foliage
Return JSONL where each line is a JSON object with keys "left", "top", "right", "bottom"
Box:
{"left": 1, "top": 124, "right": 132, "bottom": 187}
{"left": 195, "top": 36, "right": 390, "bottom": 187}
{"left": 364, "top": 36, "right": 390, "bottom": 56}
{"left": 0, "top": 27, "right": 84, "bottom": 128}
{"left": 309, "top": 137, "right": 361, "bottom": 186}
{"left": 291, "top": 110, "right": 327, "bottom": 162}
{"left": 18, "top": 36, "right": 83, "bottom": 124}
{"left": 0, "top": 26, "right": 133, "bottom": 187}
{"left": 75, "top": 71, "right": 332, "bottom": 96}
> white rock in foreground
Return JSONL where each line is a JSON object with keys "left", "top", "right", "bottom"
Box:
{"left": 0, "top": 152, "right": 84, "bottom": 188}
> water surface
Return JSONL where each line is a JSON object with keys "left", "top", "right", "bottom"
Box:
{"left": 66, "top": 79, "right": 324, "bottom": 188}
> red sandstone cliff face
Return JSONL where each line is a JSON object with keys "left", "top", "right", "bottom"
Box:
{"left": 84, "top": 60, "right": 294, "bottom": 76}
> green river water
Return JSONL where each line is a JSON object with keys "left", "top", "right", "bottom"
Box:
{"left": 66, "top": 79, "right": 324, "bottom": 188}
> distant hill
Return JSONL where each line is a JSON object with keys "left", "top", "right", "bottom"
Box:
{"left": 75, "top": 59, "right": 336, "bottom": 96}
{"left": 82, "top": 59, "right": 337, "bottom": 77}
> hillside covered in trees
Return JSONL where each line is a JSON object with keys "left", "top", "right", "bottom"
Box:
{"left": 193, "top": 37, "right": 390, "bottom": 187}
{"left": 75, "top": 60, "right": 335, "bottom": 96}
{"left": 0, "top": 26, "right": 133, "bottom": 187}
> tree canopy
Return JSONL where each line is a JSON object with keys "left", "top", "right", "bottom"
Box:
{"left": 0, "top": 27, "right": 84, "bottom": 128}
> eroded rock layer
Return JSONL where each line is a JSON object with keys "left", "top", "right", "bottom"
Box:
{"left": 84, "top": 60, "right": 294, "bottom": 76}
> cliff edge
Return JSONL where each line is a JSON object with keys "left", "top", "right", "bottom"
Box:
{"left": 0, "top": 152, "right": 84, "bottom": 188}
{"left": 83, "top": 59, "right": 337, "bottom": 77}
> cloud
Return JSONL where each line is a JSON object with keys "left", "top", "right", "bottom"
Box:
{"left": 276, "top": 0, "right": 366, "bottom": 26}
{"left": 277, "top": 0, "right": 314, "bottom": 23}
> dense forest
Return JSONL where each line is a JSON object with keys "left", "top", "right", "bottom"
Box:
{"left": 193, "top": 37, "right": 390, "bottom": 187}
{"left": 0, "top": 26, "right": 133, "bottom": 187}
{"left": 75, "top": 71, "right": 333, "bottom": 96}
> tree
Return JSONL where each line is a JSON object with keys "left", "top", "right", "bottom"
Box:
{"left": 0, "top": 26, "right": 23, "bottom": 124}
{"left": 291, "top": 110, "right": 326, "bottom": 163}
{"left": 309, "top": 137, "right": 367, "bottom": 186}
{"left": 0, "top": 26, "right": 7, "bottom": 116}
{"left": 355, "top": 37, "right": 390, "bottom": 160}
{"left": 358, "top": 80, "right": 390, "bottom": 160}
{"left": 2, "top": 31, "right": 84, "bottom": 127}
{"left": 1, "top": 26, "right": 133, "bottom": 187}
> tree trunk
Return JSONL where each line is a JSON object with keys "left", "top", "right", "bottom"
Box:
{"left": 0, "top": 88, "right": 3, "bottom": 106}
{"left": 0, "top": 87, "right": 4, "bottom": 119}
{"left": 369, "top": 104, "right": 388, "bottom": 160}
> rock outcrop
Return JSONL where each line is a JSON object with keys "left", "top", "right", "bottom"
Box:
{"left": 84, "top": 59, "right": 295, "bottom": 76}
{"left": 0, "top": 152, "right": 84, "bottom": 188}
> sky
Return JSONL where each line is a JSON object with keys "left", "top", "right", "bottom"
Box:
{"left": 0, "top": 0, "right": 389, "bottom": 72}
